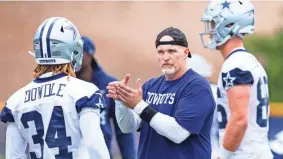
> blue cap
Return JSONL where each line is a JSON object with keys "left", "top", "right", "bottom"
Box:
{"left": 81, "top": 36, "right": 96, "bottom": 55}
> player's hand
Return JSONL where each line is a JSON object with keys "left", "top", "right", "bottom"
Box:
{"left": 116, "top": 77, "right": 142, "bottom": 109}
{"left": 106, "top": 74, "right": 130, "bottom": 100}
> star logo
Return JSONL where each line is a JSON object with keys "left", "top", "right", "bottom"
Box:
{"left": 223, "top": 72, "right": 236, "bottom": 89}
{"left": 95, "top": 92, "right": 104, "bottom": 108}
{"left": 96, "top": 97, "right": 104, "bottom": 108}
{"left": 64, "top": 25, "right": 77, "bottom": 40}
{"left": 221, "top": 1, "right": 231, "bottom": 9}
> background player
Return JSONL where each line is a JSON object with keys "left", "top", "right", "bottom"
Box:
{"left": 200, "top": 0, "right": 273, "bottom": 158}
{"left": 0, "top": 17, "right": 109, "bottom": 159}
{"left": 76, "top": 36, "right": 136, "bottom": 159}
{"left": 187, "top": 54, "right": 220, "bottom": 159}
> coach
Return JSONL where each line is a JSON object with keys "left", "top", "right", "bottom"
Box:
{"left": 107, "top": 27, "right": 216, "bottom": 159}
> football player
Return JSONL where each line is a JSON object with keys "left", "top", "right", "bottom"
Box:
{"left": 0, "top": 17, "right": 109, "bottom": 159}
{"left": 200, "top": 0, "right": 273, "bottom": 158}
{"left": 76, "top": 36, "right": 136, "bottom": 159}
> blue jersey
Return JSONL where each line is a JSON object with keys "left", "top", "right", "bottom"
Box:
{"left": 92, "top": 65, "right": 136, "bottom": 159}
{"left": 138, "top": 69, "right": 215, "bottom": 159}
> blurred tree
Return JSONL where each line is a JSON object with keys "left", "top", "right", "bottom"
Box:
{"left": 244, "top": 29, "right": 283, "bottom": 102}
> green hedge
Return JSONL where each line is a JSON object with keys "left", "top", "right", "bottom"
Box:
{"left": 244, "top": 29, "right": 283, "bottom": 102}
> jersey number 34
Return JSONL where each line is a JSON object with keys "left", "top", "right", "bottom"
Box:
{"left": 21, "top": 106, "right": 72, "bottom": 159}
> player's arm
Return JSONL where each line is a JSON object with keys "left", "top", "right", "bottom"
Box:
{"left": 75, "top": 88, "right": 110, "bottom": 159}
{"left": 110, "top": 99, "right": 136, "bottom": 159}
{"left": 220, "top": 67, "right": 254, "bottom": 158}
{"left": 1, "top": 106, "right": 28, "bottom": 159}
{"left": 222, "top": 85, "right": 249, "bottom": 154}
{"left": 79, "top": 108, "right": 110, "bottom": 159}
{"left": 115, "top": 100, "right": 142, "bottom": 133}
{"left": 6, "top": 122, "right": 28, "bottom": 159}
{"left": 132, "top": 84, "right": 215, "bottom": 144}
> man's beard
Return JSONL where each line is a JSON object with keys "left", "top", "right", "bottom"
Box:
{"left": 161, "top": 67, "right": 176, "bottom": 76}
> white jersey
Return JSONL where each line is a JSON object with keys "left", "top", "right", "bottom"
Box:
{"left": 210, "top": 84, "right": 220, "bottom": 159}
{"left": 217, "top": 48, "right": 273, "bottom": 158}
{"left": 0, "top": 73, "right": 104, "bottom": 159}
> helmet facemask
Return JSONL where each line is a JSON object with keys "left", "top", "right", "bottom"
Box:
{"left": 200, "top": 19, "right": 219, "bottom": 49}
{"left": 71, "top": 39, "right": 84, "bottom": 72}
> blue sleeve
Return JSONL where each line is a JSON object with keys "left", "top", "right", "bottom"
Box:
{"left": 75, "top": 90, "right": 105, "bottom": 114}
{"left": 0, "top": 103, "right": 15, "bottom": 123}
{"left": 222, "top": 68, "right": 254, "bottom": 90}
{"left": 174, "top": 84, "right": 215, "bottom": 134}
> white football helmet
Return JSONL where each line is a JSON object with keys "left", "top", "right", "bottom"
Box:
{"left": 200, "top": 0, "right": 255, "bottom": 49}
{"left": 33, "top": 17, "right": 83, "bottom": 72}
